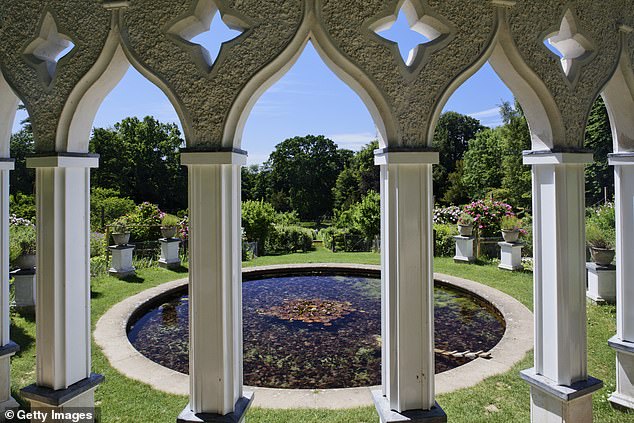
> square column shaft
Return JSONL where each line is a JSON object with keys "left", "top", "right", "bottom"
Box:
{"left": 0, "top": 161, "right": 18, "bottom": 413}
{"left": 608, "top": 153, "right": 634, "bottom": 409}
{"left": 179, "top": 151, "right": 252, "bottom": 422}
{"left": 523, "top": 151, "right": 600, "bottom": 422}
{"left": 375, "top": 150, "right": 445, "bottom": 421}
{"left": 22, "top": 155, "right": 102, "bottom": 405}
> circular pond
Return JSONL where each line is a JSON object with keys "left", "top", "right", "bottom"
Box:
{"left": 127, "top": 273, "right": 505, "bottom": 389}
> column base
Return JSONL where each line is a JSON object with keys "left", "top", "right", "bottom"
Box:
{"left": 21, "top": 373, "right": 104, "bottom": 413}
{"left": 520, "top": 368, "right": 602, "bottom": 423}
{"left": 0, "top": 342, "right": 20, "bottom": 414}
{"left": 177, "top": 392, "right": 254, "bottom": 423}
{"left": 371, "top": 390, "right": 446, "bottom": 423}
{"left": 586, "top": 263, "right": 616, "bottom": 304}
{"left": 608, "top": 336, "right": 634, "bottom": 410}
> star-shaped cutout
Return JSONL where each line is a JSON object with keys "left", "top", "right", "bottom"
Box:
{"left": 166, "top": 0, "right": 250, "bottom": 73}
{"left": 370, "top": 0, "right": 453, "bottom": 72}
{"left": 23, "top": 11, "right": 75, "bottom": 88}
{"left": 544, "top": 8, "right": 596, "bottom": 84}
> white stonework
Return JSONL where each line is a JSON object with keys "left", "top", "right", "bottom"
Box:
{"left": 12, "top": 270, "right": 36, "bottom": 310}
{"left": 498, "top": 242, "right": 524, "bottom": 271}
{"left": 108, "top": 245, "right": 135, "bottom": 278}
{"left": 0, "top": 1, "right": 632, "bottom": 422}
{"left": 159, "top": 238, "right": 181, "bottom": 269}
{"left": 586, "top": 263, "right": 616, "bottom": 304}
{"left": 454, "top": 236, "right": 476, "bottom": 263}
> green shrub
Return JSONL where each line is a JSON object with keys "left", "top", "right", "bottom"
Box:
{"left": 161, "top": 214, "right": 180, "bottom": 227}
{"left": 500, "top": 215, "right": 522, "bottom": 231}
{"left": 90, "top": 232, "right": 106, "bottom": 257}
{"left": 434, "top": 224, "right": 457, "bottom": 257}
{"left": 126, "top": 202, "right": 162, "bottom": 242}
{"left": 274, "top": 210, "right": 300, "bottom": 226}
{"left": 9, "top": 224, "right": 36, "bottom": 263}
{"left": 586, "top": 221, "right": 615, "bottom": 249}
{"left": 90, "top": 188, "right": 135, "bottom": 231}
{"left": 111, "top": 217, "right": 129, "bottom": 234}
{"left": 9, "top": 193, "right": 35, "bottom": 222}
{"left": 242, "top": 200, "right": 276, "bottom": 255}
{"left": 319, "top": 226, "right": 370, "bottom": 252}
{"left": 265, "top": 225, "right": 313, "bottom": 254}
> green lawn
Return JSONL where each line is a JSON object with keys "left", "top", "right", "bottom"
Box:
{"left": 7, "top": 247, "right": 634, "bottom": 422}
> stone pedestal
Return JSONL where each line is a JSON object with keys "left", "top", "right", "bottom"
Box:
{"left": 108, "top": 245, "right": 135, "bottom": 278}
{"left": 0, "top": 342, "right": 20, "bottom": 414}
{"left": 498, "top": 242, "right": 524, "bottom": 271}
{"left": 608, "top": 337, "right": 634, "bottom": 409}
{"left": 21, "top": 373, "right": 104, "bottom": 422}
{"left": 521, "top": 369, "right": 602, "bottom": 423}
{"left": 159, "top": 238, "right": 181, "bottom": 269}
{"left": 12, "top": 269, "right": 36, "bottom": 311}
{"left": 586, "top": 263, "right": 616, "bottom": 304}
{"left": 453, "top": 236, "right": 475, "bottom": 263}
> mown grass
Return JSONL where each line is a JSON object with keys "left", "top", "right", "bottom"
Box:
{"left": 7, "top": 247, "right": 634, "bottom": 422}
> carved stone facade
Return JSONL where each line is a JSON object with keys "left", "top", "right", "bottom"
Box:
{"left": 0, "top": 1, "right": 633, "bottom": 422}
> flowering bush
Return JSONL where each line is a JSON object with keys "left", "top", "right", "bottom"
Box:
{"left": 125, "top": 202, "right": 163, "bottom": 242}
{"left": 433, "top": 206, "right": 461, "bottom": 225}
{"left": 9, "top": 214, "right": 34, "bottom": 227}
{"left": 179, "top": 216, "right": 189, "bottom": 242}
{"left": 462, "top": 199, "right": 515, "bottom": 237}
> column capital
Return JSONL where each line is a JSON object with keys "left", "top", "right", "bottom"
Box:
{"left": 102, "top": 0, "right": 130, "bottom": 10}
{"left": 609, "top": 152, "right": 634, "bottom": 166}
{"left": 181, "top": 149, "right": 247, "bottom": 166}
{"left": 522, "top": 150, "right": 593, "bottom": 165}
{"left": 374, "top": 148, "right": 439, "bottom": 165}
{"left": 26, "top": 153, "right": 99, "bottom": 169}
{"left": 0, "top": 159, "right": 15, "bottom": 171}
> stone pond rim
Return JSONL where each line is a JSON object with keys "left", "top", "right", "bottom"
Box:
{"left": 94, "top": 263, "right": 534, "bottom": 409}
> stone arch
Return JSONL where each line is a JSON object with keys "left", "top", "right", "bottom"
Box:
{"left": 0, "top": 71, "right": 20, "bottom": 158}
{"left": 59, "top": 8, "right": 190, "bottom": 153}
{"left": 487, "top": 4, "right": 563, "bottom": 151}
{"left": 223, "top": 5, "right": 396, "bottom": 150}
{"left": 601, "top": 29, "right": 634, "bottom": 153}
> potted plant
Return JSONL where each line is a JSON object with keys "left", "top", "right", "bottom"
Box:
{"left": 586, "top": 222, "right": 615, "bottom": 266}
{"left": 160, "top": 214, "right": 180, "bottom": 238}
{"left": 500, "top": 215, "right": 522, "bottom": 243}
{"left": 9, "top": 224, "right": 36, "bottom": 270}
{"left": 111, "top": 218, "right": 131, "bottom": 245}
{"left": 457, "top": 213, "right": 474, "bottom": 236}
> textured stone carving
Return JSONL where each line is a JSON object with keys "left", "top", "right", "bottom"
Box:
{"left": 506, "top": 0, "right": 621, "bottom": 148}
{"left": 121, "top": 0, "right": 304, "bottom": 148}
{"left": 0, "top": 1, "right": 111, "bottom": 152}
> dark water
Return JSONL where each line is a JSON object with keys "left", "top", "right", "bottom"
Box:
{"left": 128, "top": 275, "right": 505, "bottom": 389}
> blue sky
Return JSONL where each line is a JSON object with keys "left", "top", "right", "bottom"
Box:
{"left": 11, "top": 10, "right": 517, "bottom": 165}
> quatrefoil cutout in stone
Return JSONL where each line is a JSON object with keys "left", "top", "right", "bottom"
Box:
{"left": 370, "top": 0, "right": 453, "bottom": 73}
{"left": 23, "top": 12, "right": 76, "bottom": 88}
{"left": 166, "top": 0, "right": 250, "bottom": 73}
{"left": 544, "top": 9, "right": 596, "bottom": 85}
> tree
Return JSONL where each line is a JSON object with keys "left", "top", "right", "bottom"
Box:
{"left": 332, "top": 141, "right": 380, "bottom": 211}
{"left": 584, "top": 97, "right": 614, "bottom": 206}
{"left": 432, "top": 112, "right": 486, "bottom": 201}
{"left": 10, "top": 128, "right": 35, "bottom": 195}
{"left": 461, "top": 128, "right": 503, "bottom": 200}
{"left": 89, "top": 116, "right": 187, "bottom": 212}
{"left": 242, "top": 200, "right": 276, "bottom": 255}
{"left": 441, "top": 160, "right": 468, "bottom": 205}
{"left": 498, "top": 101, "right": 532, "bottom": 210}
{"left": 266, "top": 135, "right": 347, "bottom": 221}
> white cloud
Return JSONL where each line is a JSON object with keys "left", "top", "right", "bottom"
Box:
{"left": 468, "top": 107, "right": 500, "bottom": 120}
{"left": 327, "top": 132, "right": 377, "bottom": 150}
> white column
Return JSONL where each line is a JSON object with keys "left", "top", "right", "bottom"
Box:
{"left": 521, "top": 151, "right": 602, "bottom": 423}
{"left": 20, "top": 155, "right": 103, "bottom": 411}
{"left": 178, "top": 151, "right": 253, "bottom": 423}
{"left": 0, "top": 159, "right": 18, "bottom": 413}
{"left": 372, "top": 150, "right": 446, "bottom": 422}
{"left": 608, "top": 153, "right": 634, "bottom": 409}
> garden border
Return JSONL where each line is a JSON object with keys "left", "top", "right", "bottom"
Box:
{"left": 93, "top": 264, "right": 533, "bottom": 409}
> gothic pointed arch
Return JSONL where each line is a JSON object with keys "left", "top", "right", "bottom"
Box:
{"left": 0, "top": 71, "right": 19, "bottom": 158}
